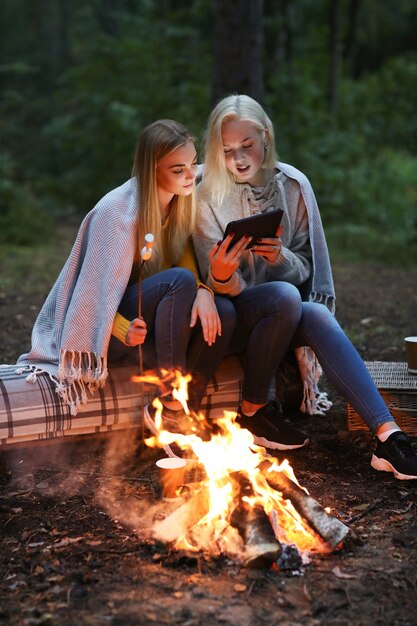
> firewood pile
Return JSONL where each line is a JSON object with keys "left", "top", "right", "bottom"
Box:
{"left": 145, "top": 402, "right": 350, "bottom": 569}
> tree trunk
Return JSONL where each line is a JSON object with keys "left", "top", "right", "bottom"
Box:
{"left": 344, "top": 0, "right": 362, "bottom": 78}
{"left": 328, "top": 0, "right": 342, "bottom": 119}
{"left": 96, "top": 0, "right": 123, "bottom": 37}
{"left": 212, "top": 0, "right": 264, "bottom": 104}
{"left": 282, "top": 0, "right": 296, "bottom": 129}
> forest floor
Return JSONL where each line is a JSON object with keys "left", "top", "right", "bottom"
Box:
{"left": 1, "top": 233, "right": 417, "bottom": 626}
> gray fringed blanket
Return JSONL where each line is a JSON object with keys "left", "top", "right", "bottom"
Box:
{"left": 278, "top": 162, "right": 335, "bottom": 312}
{"left": 17, "top": 179, "right": 137, "bottom": 415}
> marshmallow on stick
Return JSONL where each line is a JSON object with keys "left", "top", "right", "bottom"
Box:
{"left": 141, "top": 233, "right": 154, "bottom": 261}
{"left": 138, "top": 232, "right": 154, "bottom": 451}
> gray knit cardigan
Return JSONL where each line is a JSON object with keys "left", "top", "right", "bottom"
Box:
{"left": 193, "top": 162, "right": 335, "bottom": 311}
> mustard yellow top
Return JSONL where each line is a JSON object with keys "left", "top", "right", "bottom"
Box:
{"left": 111, "top": 235, "right": 212, "bottom": 345}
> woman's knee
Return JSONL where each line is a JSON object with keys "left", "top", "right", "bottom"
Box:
{"left": 163, "top": 268, "right": 197, "bottom": 305}
{"left": 170, "top": 267, "right": 196, "bottom": 289}
{"left": 301, "top": 302, "right": 337, "bottom": 331}
{"left": 267, "top": 282, "right": 302, "bottom": 319}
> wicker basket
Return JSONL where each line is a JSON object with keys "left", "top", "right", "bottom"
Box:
{"left": 347, "top": 361, "right": 417, "bottom": 435}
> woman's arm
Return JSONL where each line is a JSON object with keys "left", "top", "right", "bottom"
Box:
{"left": 193, "top": 196, "right": 249, "bottom": 296}
{"left": 111, "top": 312, "right": 147, "bottom": 346}
{"left": 178, "top": 238, "right": 222, "bottom": 345}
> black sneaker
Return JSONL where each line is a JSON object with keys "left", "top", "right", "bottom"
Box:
{"left": 371, "top": 431, "right": 417, "bottom": 480}
{"left": 236, "top": 402, "right": 309, "bottom": 451}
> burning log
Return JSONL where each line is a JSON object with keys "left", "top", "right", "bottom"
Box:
{"left": 230, "top": 472, "right": 282, "bottom": 569}
{"left": 231, "top": 503, "right": 282, "bottom": 569}
{"left": 154, "top": 471, "right": 283, "bottom": 568}
{"left": 152, "top": 486, "right": 210, "bottom": 545}
{"left": 260, "top": 459, "right": 349, "bottom": 551}
{"left": 147, "top": 397, "right": 348, "bottom": 563}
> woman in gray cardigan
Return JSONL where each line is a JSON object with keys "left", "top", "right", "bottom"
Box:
{"left": 193, "top": 94, "right": 417, "bottom": 480}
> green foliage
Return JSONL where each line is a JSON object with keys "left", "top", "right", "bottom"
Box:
{"left": 324, "top": 147, "right": 417, "bottom": 265}
{"left": 1, "top": 0, "right": 416, "bottom": 265}
{"left": 266, "top": 30, "right": 417, "bottom": 267}
{"left": 39, "top": 7, "right": 212, "bottom": 211}
{"left": 1, "top": 1, "right": 212, "bottom": 214}
{"left": 0, "top": 225, "right": 77, "bottom": 296}
{"left": 0, "top": 153, "right": 54, "bottom": 245}
{"left": 340, "top": 54, "right": 417, "bottom": 154}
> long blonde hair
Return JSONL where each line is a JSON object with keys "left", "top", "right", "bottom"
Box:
{"left": 200, "top": 94, "right": 278, "bottom": 206}
{"left": 133, "top": 119, "right": 196, "bottom": 275}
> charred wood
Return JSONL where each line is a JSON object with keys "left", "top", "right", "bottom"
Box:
{"left": 230, "top": 472, "right": 282, "bottom": 569}
{"left": 260, "top": 460, "right": 349, "bottom": 550}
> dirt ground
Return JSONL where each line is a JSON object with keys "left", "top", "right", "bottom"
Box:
{"left": 1, "top": 258, "right": 417, "bottom": 626}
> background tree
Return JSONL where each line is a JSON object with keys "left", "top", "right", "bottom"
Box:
{"left": 212, "top": 0, "right": 264, "bottom": 103}
{"left": 328, "top": 0, "right": 342, "bottom": 118}
{"left": 0, "top": 0, "right": 416, "bottom": 262}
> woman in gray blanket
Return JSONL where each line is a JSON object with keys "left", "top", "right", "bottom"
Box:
{"left": 17, "top": 119, "right": 236, "bottom": 453}
{"left": 192, "top": 94, "right": 417, "bottom": 480}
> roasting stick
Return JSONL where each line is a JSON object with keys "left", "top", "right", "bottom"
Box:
{"left": 138, "top": 233, "right": 154, "bottom": 451}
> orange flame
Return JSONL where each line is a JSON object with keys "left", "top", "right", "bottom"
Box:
{"left": 138, "top": 371, "right": 330, "bottom": 555}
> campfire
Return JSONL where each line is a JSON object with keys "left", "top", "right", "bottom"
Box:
{"left": 133, "top": 371, "right": 349, "bottom": 569}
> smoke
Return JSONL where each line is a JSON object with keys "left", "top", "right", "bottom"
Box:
{"left": 2, "top": 439, "right": 99, "bottom": 495}
{"left": 93, "top": 429, "right": 163, "bottom": 537}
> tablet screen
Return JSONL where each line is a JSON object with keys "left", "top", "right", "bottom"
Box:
{"left": 223, "top": 208, "right": 284, "bottom": 251}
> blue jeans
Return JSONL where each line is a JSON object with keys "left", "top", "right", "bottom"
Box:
{"left": 231, "top": 281, "right": 394, "bottom": 433}
{"left": 108, "top": 268, "right": 236, "bottom": 410}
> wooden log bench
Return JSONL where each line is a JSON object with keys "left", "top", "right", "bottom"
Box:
{"left": 0, "top": 357, "right": 244, "bottom": 448}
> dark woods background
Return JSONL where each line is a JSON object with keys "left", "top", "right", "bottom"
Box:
{"left": 1, "top": 0, "right": 416, "bottom": 263}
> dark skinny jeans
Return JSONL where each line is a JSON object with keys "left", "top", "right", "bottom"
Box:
{"left": 108, "top": 267, "right": 236, "bottom": 410}
{"left": 230, "top": 281, "right": 394, "bottom": 434}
